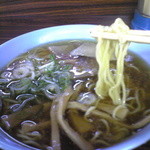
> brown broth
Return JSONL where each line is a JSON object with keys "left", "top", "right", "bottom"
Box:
{"left": 0, "top": 40, "right": 150, "bottom": 150}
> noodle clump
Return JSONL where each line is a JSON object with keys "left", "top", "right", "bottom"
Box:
{"left": 93, "top": 18, "right": 130, "bottom": 105}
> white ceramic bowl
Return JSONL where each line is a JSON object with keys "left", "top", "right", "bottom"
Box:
{"left": 0, "top": 25, "right": 150, "bottom": 150}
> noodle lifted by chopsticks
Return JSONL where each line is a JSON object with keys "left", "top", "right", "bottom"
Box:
{"left": 93, "top": 18, "right": 130, "bottom": 105}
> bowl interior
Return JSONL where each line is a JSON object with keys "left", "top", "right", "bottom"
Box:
{"left": 0, "top": 25, "right": 150, "bottom": 150}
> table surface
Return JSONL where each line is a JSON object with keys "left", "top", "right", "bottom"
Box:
{"left": 0, "top": 0, "right": 138, "bottom": 44}
{"left": 0, "top": 0, "right": 150, "bottom": 149}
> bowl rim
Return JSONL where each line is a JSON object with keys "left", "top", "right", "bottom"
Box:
{"left": 0, "top": 24, "right": 150, "bottom": 150}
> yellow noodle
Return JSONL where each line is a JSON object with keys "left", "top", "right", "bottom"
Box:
{"left": 95, "top": 18, "right": 130, "bottom": 105}
{"left": 92, "top": 139, "right": 110, "bottom": 146}
{"left": 112, "top": 105, "right": 127, "bottom": 120}
{"left": 143, "top": 109, "right": 150, "bottom": 116}
{"left": 91, "top": 131, "right": 102, "bottom": 141}
{"left": 84, "top": 106, "right": 96, "bottom": 120}
{"left": 22, "top": 140, "right": 42, "bottom": 148}
{"left": 129, "top": 89, "right": 143, "bottom": 114}
{"left": 99, "top": 119, "right": 110, "bottom": 134}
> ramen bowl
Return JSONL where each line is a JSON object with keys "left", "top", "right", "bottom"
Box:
{"left": 0, "top": 25, "right": 150, "bottom": 150}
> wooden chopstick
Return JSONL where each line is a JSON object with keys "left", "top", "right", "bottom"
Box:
{"left": 129, "top": 30, "right": 150, "bottom": 36}
{"left": 100, "top": 32, "right": 150, "bottom": 44}
{"left": 91, "top": 27, "right": 150, "bottom": 44}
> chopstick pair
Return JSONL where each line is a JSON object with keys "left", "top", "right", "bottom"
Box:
{"left": 91, "top": 28, "right": 150, "bottom": 44}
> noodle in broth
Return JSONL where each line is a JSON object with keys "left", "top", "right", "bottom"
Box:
{"left": 0, "top": 19, "right": 150, "bottom": 150}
